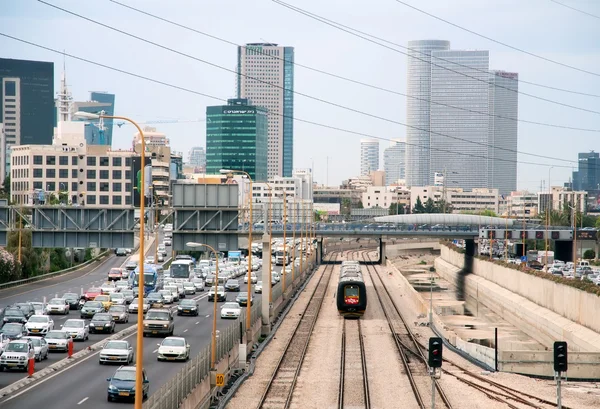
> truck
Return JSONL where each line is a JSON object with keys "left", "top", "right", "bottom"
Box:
{"left": 142, "top": 308, "right": 174, "bottom": 337}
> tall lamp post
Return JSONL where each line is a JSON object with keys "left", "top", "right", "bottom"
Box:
{"left": 186, "top": 242, "right": 219, "bottom": 369}
{"left": 220, "top": 169, "right": 253, "bottom": 331}
{"left": 291, "top": 198, "right": 296, "bottom": 284}
{"left": 263, "top": 182, "right": 274, "bottom": 304}
{"left": 75, "top": 111, "right": 147, "bottom": 409}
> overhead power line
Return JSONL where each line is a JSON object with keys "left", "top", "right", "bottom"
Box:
{"left": 0, "top": 31, "right": 582, "bottom": 171}
{"left": 105, "top": 0, "right": 600, "bottom": 134}
{"left": 394, "top": 0, "right": 600, "bottom": 77}
{"left": 549, "top": 0, "right": 600, "bottom": 20}
{"left": 272, "top": 0, "right": 600, "bottom": 113}
{"left": 34, "top": 1, "right": 591, "bottom": 164}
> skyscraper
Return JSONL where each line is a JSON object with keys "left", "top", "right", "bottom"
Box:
{"left": 0, "top": 58, "right": 54, "bottom": 180}
{"left": 429, "top": 50, "right": 490, "bottom": 189}
{"left": 488, "top": 71, "right": 518, "bottom": 194}
{"left": 573, "top": 151, "right": 600, "bottom": 192}
{"left": 360, "top": 139, "right": 379, "bottom": 176}
{"left": 237, "top": 43, "right": 294, "bottom": 178}
{"left": 384, "top": 139, "right": 406, "bottom": 185}
{"left": 188, "top": 146, "right": 206, "bottom": 169}
{"left": 71, "top": 91, "right": 116, "bottom": 146}
{"left": 405, "top": 40, "right": 450, "bottom": 187}
{"left": 206, "top": 98, "right": 268, "bottom": 181}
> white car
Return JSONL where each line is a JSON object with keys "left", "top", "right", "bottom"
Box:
{"left": 128, "top": 298, "right": 150, "bottom": 314}
{"left": 157, "top": 254, "right": 165, "bottom": 263}
{"left": 254, "top": 281, "right": 263, "bottom": 294}
{"left": 157, "top": 245, "right": 167, "bottom": 256}
{"left": 110, "top": 293, "right": 126, "bottom": 306}
{"left": 25, "top": 315, "right": 54, "bottom": 335}
{"left": 158, "top": 290, "right": 174, "bottom": 304}
{"left": 115, "top": 281, "right": 130, "bottom": 291}
{"left": 0, "top": 339, "right": 35, "bottom": 371}
{"left": 182, "top": 282, "right": 196, "bottom": 295}
{"left": 100, "top": 282, "right": 118, "bottom": 295}
{"left": 220, "top": 302, "right": 242, "bottom": 319}
{"left": 164, "top": 285, "right": 180, "bottom": 302}
{"left": 191, "top": 278, "right": 204, "bottom": 291}
{"left": 99, "top": 340, "right": 134, "bottom": 365}
{"left": 121, "top": 269, "right": 130, "bottom": 279}
{"left": 164, "top": 238, "right": 172, "bottom": 246}
{"left": 157, "top": 337, "right": 190, "bottom": 361}
{"left": 244, "top": 274, "right": 258, "bottom": 284}
{"left": 144, "top": 257, "right": 155, "bottom": 265}
{"left": 121, "top": 289, "right": 135, "bottom": 304}
{"left": 46, "top": 298, "right": 69, "bottom": 315}
{"left": 23, "top": 336, "right": 49, "bottom": 362}
{"left": 61, "top": 319, "right": 89, "bottom": 341}
{"left": 30, "top": 302, "right": 46, "bottom": 316}
{"left": 44, "top": 330, "right": 73, "bottom": 352}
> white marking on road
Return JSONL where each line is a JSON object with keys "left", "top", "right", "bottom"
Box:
{"left": 77, "top": 397, "right": 88, "bottom": 405}
{"left": 195, "top": 321, "right": 199, "bottom": 325}
{"left": 205, "top": 315, "right": 210, "bottom": 318}
{"left": 152, "top": 349, "right": 158, "bottom": 353}
{"left": 183, "top": 329, "right": 188, "bottom": 332}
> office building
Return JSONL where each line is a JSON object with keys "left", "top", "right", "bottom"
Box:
{"left": 206, "top": 98, "right": 268, "bottom": 181}
{"left": 572, "top": 151, "right": 600, "bottom": 192}
{"left": 405, "top": 40, "right": 450, "bottom": 187}
{"left": 292, "top": 169, "right": 313, "bottom": 201}
{"left": 72, "top": 92, "right": 116, "bottom": 146}
{"left": 360, "top": 139, "right": 379, "bottom": 176}
{"left": 488, "top": 71, "right": 518, "bottom": 194}
{"left": 1, "top": 58, "right": 55, "bottom": 181}
{"left": 410, "top": 185, "right": 500, "bottom": 214}
{"left": 237, "top": 43, "right": 294, "bottom": 177}
{"left": 133, "top": 127, "right": 171, "bottom": 204}
{"left": 363, "top": 186, "right": 396, "bottom": 209}
{"left": 188, "top": 146, "right": 206, "bottom": 169}
{"left": 502, "top": 191, "right": 538, "bottom": 219}
{"left": 383, "top": 139, "right": 405, "bottom": 185}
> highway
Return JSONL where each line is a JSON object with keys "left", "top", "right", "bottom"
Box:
{"left": 0, "top": 232, "right": 170, "bottom": 388}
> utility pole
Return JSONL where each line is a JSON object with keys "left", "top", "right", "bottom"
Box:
{"left": 442, "top": 167, "right": 447, "bottom": 214}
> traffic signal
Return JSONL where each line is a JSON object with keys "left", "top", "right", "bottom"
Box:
{"left": 554, "top": 341, "right": 568, "bottom": 373}
{"left": 428, "top": 337, "right": 443, "bottom": 368}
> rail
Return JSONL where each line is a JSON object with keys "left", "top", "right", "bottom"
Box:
{"left": 361, "top": 251, "right": 453, "bottom": 409}
{"left": 256, "top": 252, "right": 338, "bottom": 409}
{"left": 338, "top": 319, "right": 371, "bottom": 409}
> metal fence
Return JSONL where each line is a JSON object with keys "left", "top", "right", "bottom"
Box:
{"left": 144, "top": 298, "right": 263, "bottom": 409}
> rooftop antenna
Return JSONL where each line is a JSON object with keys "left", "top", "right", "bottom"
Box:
{"left": 55, "top": 50, "right": 72, "bottom": 122}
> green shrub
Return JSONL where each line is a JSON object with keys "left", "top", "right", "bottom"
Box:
{"left": 583, "top": 249, "right": 596, "bottom": 260}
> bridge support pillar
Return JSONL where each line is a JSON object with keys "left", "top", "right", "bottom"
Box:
{"left": 261, "top": 233, "right": 272, "bottom": 334}
{"left": 379, "top": 238, "right": 388, "bottom": 264}
{"left": 457, "top": 238, "right": 477, "bottom": 301}
{"left": 316, "top": 237, "right": 323, "bottom": 265}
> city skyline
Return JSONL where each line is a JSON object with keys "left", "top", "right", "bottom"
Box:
{"left": 0, "top": 1, "right": 598, "bottom": 190}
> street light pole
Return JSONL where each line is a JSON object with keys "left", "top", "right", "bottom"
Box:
{"left": 264, "top": 182, "right": 273, "bottom": 305}
{"left": 300, "top": 201, "right": 304, "bottom": 278}
{"left": 292, "top": 198, "right": 296, "bottom": 284}
{"left": 186, "top": 242, "right": 218, "bottom": 369}
{"left": 74, "top": 112, "right": 146, "bottom": 409}
{"left": 546, "top": 167, "right": 554, "bottom": 265}
{"left": 282, "top": 192, "right": 287, "bottom": 292}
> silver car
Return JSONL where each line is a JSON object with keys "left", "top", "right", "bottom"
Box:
{"left": 99, "top": 340, "right": 134, "bottom": 365}
{"left": 61, "top": 319, "right": 89, "bottom": 341}
{"left": 182, "top": 282, "right": 196, "bottom": 295}
{"left": 23, "top": 336, "right": 49, "bottom": 362}
{"left": 158, "top": 290, "right": 174, "bottom": 304}
{"left": 108, "top": 305, "right": 129, "bottom": 323}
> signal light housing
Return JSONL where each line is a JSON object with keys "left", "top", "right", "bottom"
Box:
{"left": 428, "top": 337, "right": 443, "bottom": 368}
{"left": 553, "top": 341, "right": 568, "bottom": 373}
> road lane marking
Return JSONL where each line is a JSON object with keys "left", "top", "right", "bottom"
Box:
{"left": 183, "top": 329, "right": 188, "bottom": 332}
{"left": 205, "top": 315, "right": 210, "bottom": 318}
{"left": 195, "top": 321, "right": 199, "bottom": 325}
{"left": 152, "top": 349, "right": 158, "bottom": 353}
{"left": 77, "top": 397, "right": 88, "bottom": 405}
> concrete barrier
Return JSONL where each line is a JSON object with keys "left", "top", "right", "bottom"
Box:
{"left": 500, "top": 350, "right": 600, "bottom": 379}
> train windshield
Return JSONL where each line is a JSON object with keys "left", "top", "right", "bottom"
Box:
{"left": 344, "top": 285, "right": 359, "bottom": 305}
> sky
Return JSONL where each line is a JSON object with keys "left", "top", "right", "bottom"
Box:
{"left": 1, "top": 0, "right": 599, "bottom": 191}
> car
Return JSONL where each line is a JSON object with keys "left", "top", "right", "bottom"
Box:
{"left": 3, "top": 308, "right": 28, "bottom": 324}
{"left": 144, "top": 256, "right": 155, "bottom": 265}
{"left": 23, "top": 336, "right": 49, "bottom": 362}
{"left": 82, "top": 287, "right": 102, "bottom": 301}
{"left": 182, "top": 281, "right": 196, "bottom": 295}
{"left": 0, "top": 339, "right": 35, "bottom": 371}
{"left": 124, "top": 261, "right": 137, "bottom": 272}
{"left": 100, "top": 282, "right": 118, "bottom": 295}
{"left": 174, "top": 282, "right": 186, "bottom": 299}
{"left": 14, "top": 302, "right": 35, "bottom": 319}
{"left": 157, "top": 336, "right": 190, "bottom": 361}
{"left": 94, "top": 295, "right": 113, "bottom": 311}
{"left": 121, "top": 269, "right": 130, "bottom": 279}
{"left": 109, "top": 305, "right": 130, "bottom": 323}
{"left": 121, "top": 289, "right": 134, "bottom": 305}
{"left": 220, "top": 302, "right": 242, "bottom": 319}
{"left": 146, "top": 292, "right": 165, "bottom": 309}
{"left": 62, "top": 293, "right": 81, "bottom": 310}
{"left": 255, "top": 281, "right": 263, "bottom": 294}
{"left": 225, "top": 279, "right": 240, "bottom": 292}
{"left": 271, "top": 272, "right": 280, "bottom": 283}
{"left": 158, "top": 290, "right": 174, "bottom": 304}
{"left": 30, "top": 302, "right": 46, "bottom": 316}
{"left": 236, "top": 292, "right": 253, "bottom": 307}
{"left": 81, "top": 301, "right": 105, "bottom": 318}
{"left": 157, "top": 254, "right": 165, "bottom": 263}
{"left": 25, "top": 315, "right": 54, "bottom": 335}
{"left": 45, "top": 330, "right": 73, "bottom": 352}
{"left": 164, "top": 238, "right": 172, "bottom": 246}
{"left": 45, "top": 298, "right": 70, "bottom": 315}
{"left": 106, "top": 366, "right": 149, "bottom": 402}
{"left": 143, "top": 309, "right": 174, "bottom": 337}
{"left": 177, "top": 299, "right": 199, "bottom": 316}
{"left": 115, "top": 280, "right": 129, "bottom": 291}
{"left": 99, "top": 340, "right": 134, "bottom": 365}
{"left": 243, "top": 274, "right": 258, "bottom": 284}
{"left": 0, "top": 323, "right": 27, "bottom": 340}
{"left": 191, "top": 278, "right": 204, "bottom": 291}
{"left": 89, "top": 313, "right": 116, "bottom": 334}
{"left": 61, "top": 319, "right": 89, "bottom": 341}
{"left": 110, "top": 292, "right": 127, "bottom": 306}
{"left": 115, "top": 248, "right": 128, "bottom": 256}
{"left": 108, "top": 268, "right": 124, "bottom": 281}
{"left": 208, "top": 286, "right": 226, "bottom": 302}
{"left": 205, "top": 274, "right": 215, "bottom": 287}
{"left": 129, "top": 298, "right": 150, "bottom": 314}
{"left": 157, "top": 244, "right": 167, "bottom": 256}
{"left": 163, "top": 285, "right": 180, "bottom": 302}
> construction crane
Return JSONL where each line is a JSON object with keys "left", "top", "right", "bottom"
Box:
{"left": 114, "top": 118, "right": 205, "bottom": 128}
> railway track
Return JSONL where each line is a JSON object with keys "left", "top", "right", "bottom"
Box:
{"left": 257, "top": 252, "right": 338, "bottom": 409}
{"left": 338, "top": 319, "right": 371, "bottom": 409}
{"left": 361, "top": 251, "right": 452, "bottom": 409}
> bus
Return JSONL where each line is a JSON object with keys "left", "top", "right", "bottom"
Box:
{"left": 170, "top": 259, "right": 194, "bottom": 282}
{"left": 129, "top": 264, "right": 163, "bottom": 296}
{"left": 275, "top": 250, "right": 290, "bottom": 266}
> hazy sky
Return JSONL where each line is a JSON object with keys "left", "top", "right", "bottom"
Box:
{"left": 1, "top": 0, "right": 599, "bottom": 191}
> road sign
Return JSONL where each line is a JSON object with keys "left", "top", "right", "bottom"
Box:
{"left": 520, "top": 256, "right": 527, "bottom": 262}
{"left": 216, "top": 373, "right": 225, "bottom": 387}
{"left": 218, "top": 242, "right": 226, "bottom": 250}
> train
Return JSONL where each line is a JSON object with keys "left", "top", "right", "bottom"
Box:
{"left": 336, "top": 261, "right": 367, "bottom": 318}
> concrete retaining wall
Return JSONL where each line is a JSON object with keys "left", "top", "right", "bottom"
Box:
{"left": 500, "top": 350, "right": 600, "bottom": 379}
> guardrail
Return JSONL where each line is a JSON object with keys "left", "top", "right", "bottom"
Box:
{"left": 0, "top": 249, "right": 111, "bottom": 291}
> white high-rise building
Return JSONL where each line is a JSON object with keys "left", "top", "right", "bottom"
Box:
{"left": 360, "top": 139, "right": 379, "bottom": 176}
{"left": 488, "top": 71, "right": 518, "bottom": 195}
{"left": 188, "top": 146, "right": 206, "bottom": 168}
{"left": 405, "top": 40, "right": 450, "bottom": 187}
{"left": 383, "top": 139, "right": 405, "bottom": 185}
{"left": 237, "top": 43, "right": 295, "bottom": 178}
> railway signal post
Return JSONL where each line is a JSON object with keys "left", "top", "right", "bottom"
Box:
{"left": 428, "top": 337, "right": 443, "bottom": 409}
{"left": 554, "top": 341, "right": 568, "bottom": 409}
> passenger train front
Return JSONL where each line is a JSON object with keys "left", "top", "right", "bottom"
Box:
{"left": 336, "top": 261, "right": 367, "bottom": 318}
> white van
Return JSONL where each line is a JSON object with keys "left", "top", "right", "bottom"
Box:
{"left": 578, "top": 260, "right": 590, "bottom": 268}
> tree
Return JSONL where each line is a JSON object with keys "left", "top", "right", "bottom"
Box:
{"left": 6, "top": 230, "right": 45, "bottom": 279}
{"left": 0, "top": 176, "right": 10, "bottom": 199}
{"left": 424, "top": 198, "right": 436, "bottom": 213}
{"left": 583, "top": 249, "right": 596, "bottom": 260}
{"left": 356, "top": 201, "right": 364, "bottom": 209}
{"left": 389, "top": 203, "right": 406, "bottom": 215}
{"left": 413, "top": 196, "right": 425, "bottom": 214}
{"left": 435, "top": 199, "right": 453, "bottom": 214}
{"left": 341, "top": 198, "right": 352, "bottom": 216}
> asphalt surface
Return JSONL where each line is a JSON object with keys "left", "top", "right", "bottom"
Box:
{"left": 0, "top": 232, "right": 170, "bottom": 388}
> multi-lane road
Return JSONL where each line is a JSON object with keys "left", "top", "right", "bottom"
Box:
{"left": 0, "top": 234, "right": 280, "bottom": 408}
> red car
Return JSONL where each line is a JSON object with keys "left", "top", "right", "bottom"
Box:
{"left": 83, "top": 287, "right": 102, "bottom": 301}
